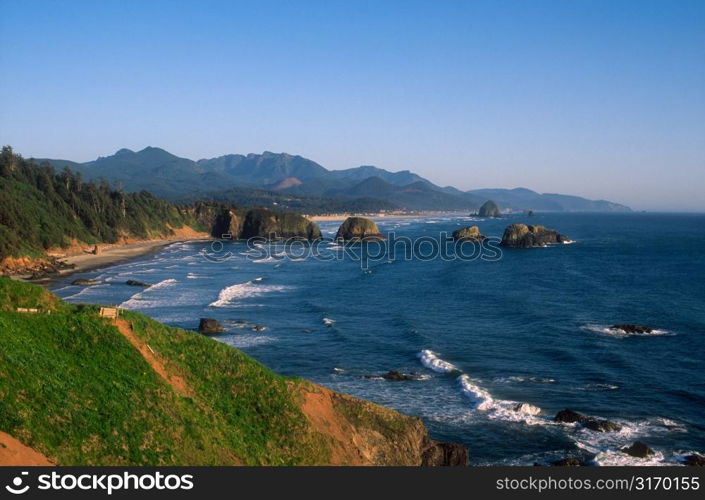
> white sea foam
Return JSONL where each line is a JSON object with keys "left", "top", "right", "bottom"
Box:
{"left": 252, "top": 256, "right": 279, "bottom": 263}
{"left": 457, "top": 375, "right": 545, "bottom": 424}
{"left": 119, "top": 279, "right": 177, "bottom": 308}
{"left": 224, "top": 335, "right": 277, "bottom": 348}
{"left": 493, "top": 375, "right": 556, "bottom": 384}
{"left": 209, "top": 281, "right": 290, "bottom": 307}
{"left": 571, "top": 416, "right": 688, "bottom": 466}
{"left": 417, "top": 350, "right": 458, "bottom": 373}
{"left": 63, "top": 283, "right": 110, "bottom": 301}
{"left": 322, "top": 317, "right": 335, "bottom": 327}
{"left": 186, "top": 272, "right": 210, "bottom": 279}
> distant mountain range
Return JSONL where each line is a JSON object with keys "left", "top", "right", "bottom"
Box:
{"left": 34, "top": 147, "right": 631, "bottom": 213}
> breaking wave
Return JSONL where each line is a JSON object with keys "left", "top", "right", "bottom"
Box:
{"left": 417, "top": 350, "right": 458, "bottom": 373}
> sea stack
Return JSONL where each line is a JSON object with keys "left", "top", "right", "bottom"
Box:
{"left": 335, "top": 217, "right": 385, "bottom": 241}
{"left": 478, "top": 200, "right": 500, "bottom": 217}
{"left": 451, "top": 225, "right": 486, "bottom": 241}
{"left": 241, "top": 208, "right": 322, "bottom": 241}
{"left": 500, "top": 223, "right": 569, "bottom": 248}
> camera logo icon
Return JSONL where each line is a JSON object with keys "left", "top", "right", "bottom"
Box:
{"left": 5, "top": 471, "right": 30, "bottom": 494}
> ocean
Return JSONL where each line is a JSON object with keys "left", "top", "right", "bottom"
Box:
{"left": 50, "top": 212, "right": 705, "bottom": 465}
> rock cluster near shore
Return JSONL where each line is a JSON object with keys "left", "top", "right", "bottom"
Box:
{"left": 451, "top": 225, "right": 486, "bottom": 241}
{"left": 335, "top": 217, "right": 385, "bottom": 241}
{"left": 500, "top": 223, "right": 570, "bottom": 248}
{"left": 554, "top": 409, "right": 622, "bottom": 432}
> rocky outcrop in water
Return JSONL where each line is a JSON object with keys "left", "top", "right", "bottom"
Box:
{"left": 335, "top": 217, "right": 384, "bottom": 241}
{"left": 554, "top": 409, "right": 622, "bottom": 432}
{"left": 500, "top": 223, "right": 569, "bottom": 248}
{"left": 683, "top": 454, "right": 705, "bottom": 466}
{"left": 611, "top": 324, "right": 653, "bottom": 334}
{"left": 198, "top": 318, "right": 225, "bottom": 334}
{"left": 622, "top": 441, "right": 654, "bottom": 458}
{"left": 241, "top": 208, "right": 321, "bottom": 240}
{"left": 451, "top": 225, "right": 486, "bottom": 241}
{"left": 125, "top": 280, "right": 150, "bottom": 287}
{"left": 478, "top": 200, "right": 500, "bottom": 217}
{"left": 363, "top": 370, "right": 415, "bottom": 381}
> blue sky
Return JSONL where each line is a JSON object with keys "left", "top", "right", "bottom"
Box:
{"left": 1, "top": 0, "right": 703, "bottom": 210}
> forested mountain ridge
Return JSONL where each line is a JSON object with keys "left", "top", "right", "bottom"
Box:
{"left": 35, "top": 147, "right": 631, "bottom": 212}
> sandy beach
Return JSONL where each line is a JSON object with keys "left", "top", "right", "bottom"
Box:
{"left": 55, "top": 239, "right": 212, "bottom": 277}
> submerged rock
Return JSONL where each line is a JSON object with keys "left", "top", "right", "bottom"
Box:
{"left": 71, "top": 278, "right": 100, "bottom": 286}
{"left": 364, "top": 370, "right": 415, "bottom": 381}
{"left": 611, "top": 324, "right": 653, "bottom": 334}
{"left": 553, "top": 409, "right": 621, "bottom": 432}
{"left": 251, "top": 324, "right": 266, "bottom": 332}
{"left": 478, "top": 200, "right": 500, "bottom": 217}
{"left": 500, "top": 223, "right": 569, "bottom": 248}
{"left": 125, "top": 280, "right": 150, "bottom": 287}
{"left": 198, "top": 318, "right": 225, "bottom": 335}
{"left": 584, "top": 419, "right": 622, "bottom": 432}
{"left": 451, "top": 225, "right": 486, "bottom": 241}
{"left": 621, "top": 441, "right": 654, "bottom": 458}
{"left": 335, "top": 217, "right": 384, "bottom": 241}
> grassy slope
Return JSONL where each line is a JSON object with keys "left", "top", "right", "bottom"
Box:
{"left": 0, "top": 279, "right": 426, "bottom": 465}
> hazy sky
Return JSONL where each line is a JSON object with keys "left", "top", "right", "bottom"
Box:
{"left": 1, "top": 0, "right": 703, "bottom": 210}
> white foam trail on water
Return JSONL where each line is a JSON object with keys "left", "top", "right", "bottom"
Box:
{"left": 209, "top": 281, "right": 289, "bottom": 307}
{"left": 493, "top": 375, "right": 556, "bottom": 384}
{"left": 119, "top": 279, "right": 177, "bottom": 308}
{"left": 417, "top": 350, "right": 458, "bottom": 373}
{"left": 252, "top": 256, "right": 279, "bottom": 263}
{"left": 63, "top": 283, "right": 110, "bottom": 301}
{"left": 457, "top": 375, "right": 544, "bottom": 424}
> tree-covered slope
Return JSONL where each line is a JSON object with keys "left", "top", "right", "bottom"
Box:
{"left": 0, "top": 146, "right": 201, "bottom": 258}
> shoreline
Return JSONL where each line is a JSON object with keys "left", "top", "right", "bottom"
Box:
{"left": 57, "top": 238, "right": 214, "bottom": 277}
{"left": 309, "top": 211, "right": 465, "bottom": 222}
{"left": 12, "top": 238, "right": 213, "bottom": 283}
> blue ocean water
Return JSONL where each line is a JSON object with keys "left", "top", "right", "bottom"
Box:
{"left": 51, "top": 213, "right": 705, "bottom": 465}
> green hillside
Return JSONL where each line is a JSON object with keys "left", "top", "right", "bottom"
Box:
{"left": 0, "top": 279, "right": 459, "bottom": 465}
{"left": 0, "top": 146, "right": 200, "bottom": 258}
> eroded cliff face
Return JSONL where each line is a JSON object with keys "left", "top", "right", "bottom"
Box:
{"left": 298, "top": 384, "right": 467, "bottom": 466}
